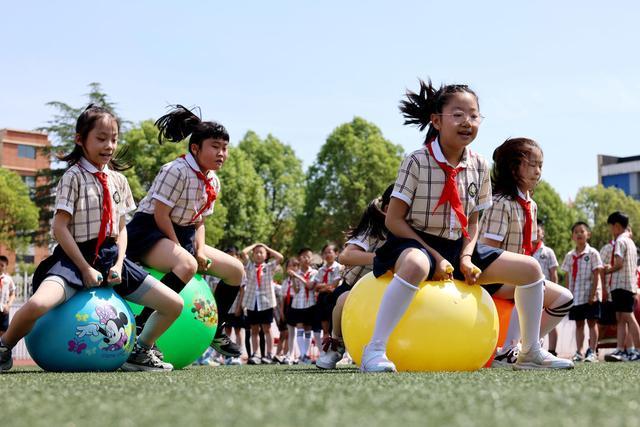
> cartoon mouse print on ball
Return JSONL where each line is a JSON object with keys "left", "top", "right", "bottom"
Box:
{"left": 75, "top": 304, "right": 131, "bottom": 351}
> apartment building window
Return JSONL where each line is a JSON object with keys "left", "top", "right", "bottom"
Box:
{"left": 18, "top": 144, "right": 37, "bottom": 159}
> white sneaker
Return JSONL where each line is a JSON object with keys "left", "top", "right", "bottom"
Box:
{"left": 514, "top": 347, "right": 574, "bottom": 370}
{"left": 316, "top": 337, "right": 345, "bottom": 370}
{"left": 491, "top": 344, "right": 519, "bottom": 368}
{"left": 360, "top": 342, "right": 396, "bottom": 373}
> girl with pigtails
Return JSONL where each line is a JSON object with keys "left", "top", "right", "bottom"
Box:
{"left": 126, "top": 105, "right": 244, "bottom": 358}
{"left": 360, "top": 79, "right": 574, "bottom": 372}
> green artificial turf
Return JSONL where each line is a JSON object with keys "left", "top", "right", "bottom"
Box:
{"left": 1, "top": 363, "right": 639, "bottom": 427}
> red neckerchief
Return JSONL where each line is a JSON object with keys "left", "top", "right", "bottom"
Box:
{"left": 322, "top": 265, "right": 333, "bottom": 284}
{"left": 180, "top": 155, "right": 217, "bottom": 222}
{"left": 79, "top": 163, "right": 113, "bottom": 264}
{"left": 426, "top": 141, "right": 469, "bottom": 238}
{"left": 284, "top": 277, "right": 293, "bottom": 306}
{"left": 303, "top": 270, "right": 311, "bottom": 301}
{"left": 531, "top": 240, "right": 543, "bottom": 257}
{"left": 571, "top": 251, "right": 586, "bottom": 285}
{"left": 516, "top": 196, "right": 533, "bottom": 255}
{"left": 256, "top": 263, "right": 263, "bottom": 289}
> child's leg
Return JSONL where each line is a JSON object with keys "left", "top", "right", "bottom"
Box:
{"left": 261, "top": 323, "right": 272, "bottom": 357}
{"left": 313, "top": 330, "right": 322, "bottom": 357}
{"left": 479, "top": 252, "right": 544, "bottom": 353}
{"left": 126, "top": 276, "right": 183, "bottom": 347}
{"left": 1, "top": 279, "right": 70, "bottom": 348}
{"left": 332, "top": 291, "right": 350, "bottom": 339}
{"left": 303, "top": 326, "right": 312, "bottom": 358}
{"left": 201, "top": 246, "right": 244, "bottom": 287}
{"left": 616, "top": 313, "right": 626, "bottom": 349}
{"left": 233, "top": 327, "right": 244, "bottom": 354}
{"left": 295, "top": 324, "right": 306, "bottom": 358}
{"left": 321, "top": 320, "right": 331, "bottom": 338}
{"left": 281, "top": 329, "right": 289, "bottom": 355}
{"left": 575, "top": 319, "right": 586, "bottom": 355}
{"left": 287, "top": 325, "right": 296, "bottom": 357}
{"left": 368, "top": 248, "right": 426, "bottom": 348}
{"left": 539, "top": 282, "right": 573, "bottom": 337}
{"left": 621, "top": 312, "right": 640, "bottom": 348}
{"left": 137, "top": 239, "right": 197, "bottom": 326}
{"left": 250, "top": 324, "right": 260, "bottom": 355}
{"left": 587, "top": 319, "right": 599, "bottom": 351}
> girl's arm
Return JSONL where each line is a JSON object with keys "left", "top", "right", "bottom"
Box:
{"left": 459, "top": 212, "right": 482, "bottom": 285}
{"left": 338, "top": 244, "right": 375, "bottom": 267}
{"left": 52, "top": 211, "right": 102, "bottom": 287}
{"left": 549, "top": 266, "right": 559, "bottom": 284}
{"left": 590, "top": 267, "right": 603, "bottom": 303}
{"left": 385, "top": 198, "right": 451, "bottom": 280}
{"left": 106, "top": 216, "right": 127, "bottom": 286}
{"left": 153, "top": 201, "right": 180, "bottom": 245}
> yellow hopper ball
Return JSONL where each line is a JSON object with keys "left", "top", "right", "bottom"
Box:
{"left": 342, "top": 272, "right": 498, "bottom": 372}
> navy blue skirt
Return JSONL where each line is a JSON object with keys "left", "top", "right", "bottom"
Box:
{"left": 373, "top": 229, "right": 504, "bottom": 294}
{"left": 126, "top": 212, "right": 196, "bottom": 261}
{"left": 32, "top": 238, "right": 149, "bottom": 297}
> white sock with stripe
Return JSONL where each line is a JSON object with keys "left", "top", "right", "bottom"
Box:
{"left": 369, "top": 274, "right": 419, "bottom": 350}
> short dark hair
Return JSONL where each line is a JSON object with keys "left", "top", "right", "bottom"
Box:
{"left": 607, "top": 211, "right": 629, "bottom": 228}
{"left": 571, "top": 221, "right": 590, "bottom": 233}
{"left": 0, "top": 255, "right": 8, "bottom": 264}
{"left": 297, "top": 247, "right": 313, "bottom": 256}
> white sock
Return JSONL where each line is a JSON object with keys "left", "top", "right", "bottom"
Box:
{"left": 515, "top": 278, "right": 544, "bottom": 353}
{"left": 303, "top": 331, "right": 312, "bottom": 357}
{"left": 314, "top": 331, "right": 322, "bottom": 354}
{"left": 296, "top": 329, "right": 306, "bottom": 358}
{"left": 369, "top": 274, "right": 419, "bottom": 350}
{"left": 287, "top": 325, "right": 296, "bottom": 357}
{"left": 540, "top": 286, "right": 573, "bottom": 337}
{"left": 502, "top": 305, "right": 520, "bottom": 349}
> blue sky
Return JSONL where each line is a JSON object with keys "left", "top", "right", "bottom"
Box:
{"left": 1, "top": 1, "right": 638, "bottom": 201}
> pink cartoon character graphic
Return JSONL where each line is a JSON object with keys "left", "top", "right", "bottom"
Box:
{"left": 75, "top": 304, "right": 130, "bottom": 352}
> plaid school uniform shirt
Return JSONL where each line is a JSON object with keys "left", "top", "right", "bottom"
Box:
{"left": 560, "top": 244, "right": 603, "bottom": 305}
{"left": 55, "top": 157, "right": 136, "bottom": 242}
{"left": 313, "top": 261, "right": 343, "bottom": 287}
{"left": 0, "top": 273, "right": 16, "bottom": 309}
{"left": 290, "top": 266, "right": 318, "bottom": 309}
{"left": 136, "top": 152, "right": 220, "bottom": 226}
{"left": 241, "top": 260, "right": 278, "bottom": 311}
{"left": 479, "top": 189, "right": 538, "bottom": 254}
{"left": 343, "top": 233, "right": 386, "bottom": 286}
{"left": 600, "top": 241, "right": 614, "bottom": 301}
{"left": 392, "top": 138, "right": 492, "bottom": 240}
{"left": 532, "top": 243, "right": 559, "bottom": 281}
{"left": 609, "top": 235, "right": 638, "bottom": 293}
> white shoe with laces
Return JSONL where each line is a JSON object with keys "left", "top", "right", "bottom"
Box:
{"left": 360, "top": 342, "right": 397, "bottom": 373}
{"left": 514, "top": 346, "right": 574, "bottom": 370}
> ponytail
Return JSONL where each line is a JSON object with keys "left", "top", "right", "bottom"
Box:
{"left": 399, "top": 79, "right": 478, "bottom": 145}
{"left": 346, "top": 184, "right": 393, "bottom": 241}
{"left": 155, "top": 104, "right": 230, "bottom": 154}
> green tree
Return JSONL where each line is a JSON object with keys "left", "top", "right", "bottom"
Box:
{"left": 532, "top": 180, "right": 577, "bottom": 259}
{"left": 0, "top": 169, "right": 39, "bottom": 250}
{"left": 573, "top": 185, "right": 640, "bottom": 249}
{"left": 237, "top": 131, "right": 305, "bottom": 252}
{"left": 34, "top": 83, "right": 121, "bottom": 245}
{"left": 214, "top": 147, "right": 270, "bottom": 248}
{"left": 295, "top": 117, "right": 404, "bottom": 250}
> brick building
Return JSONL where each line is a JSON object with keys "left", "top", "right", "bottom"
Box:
{"left": 0, "top": 128, "right": 51, "bottom": 273}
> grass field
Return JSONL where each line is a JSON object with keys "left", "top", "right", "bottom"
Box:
{"left": 2, "top": 363, "right": 640, "bottom": 427}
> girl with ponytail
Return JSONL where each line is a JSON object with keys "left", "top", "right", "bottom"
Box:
{"left": 126, "top": 105, "right": 244, "bottom": 358}
{"left": 360, "top": 79, "right": 573, "bottom": 372}
{"left": 316, "top": 184, "right": 393, "bottom": 370}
